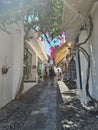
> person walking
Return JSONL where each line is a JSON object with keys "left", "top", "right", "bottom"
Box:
{"left": 43, "top": 67, "right": 48, "bottom": 83}
{"left": 56, "top": 69, "right": 62, "bottom": 81}
{"left": 49, "top": 67, "right": 56, "bottom": 85}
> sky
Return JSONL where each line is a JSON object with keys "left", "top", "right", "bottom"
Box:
{"left": 44, "top": 32, "right": 66, "bottom": 56}
{"left": 44, "top": 38, "right": 61, "bottom": 55}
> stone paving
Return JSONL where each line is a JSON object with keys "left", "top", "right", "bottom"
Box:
{"left": 0, "top": 82, "right": 47, "bottom": 130}
{"left": 21, "top": 80, "right": 98, "bottom": 130}
{"left": 21, "top": 80, "right": 58, "bottom": 130}
{"left": 0, "top": 80, "right": 98, "bottom": 130}
{"left": 58, "top": 81, "right": 98, "bottom": 130}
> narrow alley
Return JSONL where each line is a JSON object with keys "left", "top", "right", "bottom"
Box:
{"left": 1, "top": 0, "right": 98, "bottom": 130}
{"left": 0, "top": 80, "right": 98, "bottom": 130}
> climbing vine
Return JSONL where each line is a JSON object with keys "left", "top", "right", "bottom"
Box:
{"left": 0, "top": 0, "right": 63, "bottom": 40}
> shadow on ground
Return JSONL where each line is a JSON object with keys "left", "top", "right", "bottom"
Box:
{"left": 0, "top": 82, "right": 45, "bottom": 130}
{"left": 57, "top": 81, "right": 98, "bottom": 130}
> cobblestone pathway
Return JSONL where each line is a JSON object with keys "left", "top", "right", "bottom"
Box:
{"left": 58, "top": 81, "right": 98, "bottom": 130}
{"left": 21, "top": 80, "right": 58, "bottom": 130}
{"left": 0, "top": 80, "right": 98, "bottom": 130}
{"left": 0, "top": 80, "right": 62, "bottom": 130}
{"left": 0, "top": 82, "right": 47, "bottom": 130}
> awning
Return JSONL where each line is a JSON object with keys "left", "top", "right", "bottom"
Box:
{"left": 62, "top": 0, "right": 95, "bottom": 42}
{"left": 54, "top": 42, "right": 73, "bottom": 66}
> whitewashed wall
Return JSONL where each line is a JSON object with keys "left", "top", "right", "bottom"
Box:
{"left": 76, "top": 31, "right": 93, "bottom": 104}
{"left": 75, "top": 50, "right": 82, "bottom": 98}
{"left": 90, "top": 3, "right": 98, "bottom": 101}
{"left": 27, "top": 43, "right": 37, "bottom": 81}
{"left": 0, "top": 21, "right": 24, "bottom": 108}
{"left": 76, "top": 3, "right": 98, "bottom": 104}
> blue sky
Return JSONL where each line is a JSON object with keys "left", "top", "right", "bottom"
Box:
{"left": 43, "top": 35, "right": 62, "bottom": 56}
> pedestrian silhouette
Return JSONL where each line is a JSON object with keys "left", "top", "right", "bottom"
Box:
{"left": 49, "top": 67, "right": 56, "bottom": 85}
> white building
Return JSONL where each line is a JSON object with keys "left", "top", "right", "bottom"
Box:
{"left": 62, "top": 0, "right": 98, "bottom": 107}
{"left": 0, "top": 21, "right": 48, "bottom": 108}
{"left": 23, "top": 29, "right": 48, "bottom": 91}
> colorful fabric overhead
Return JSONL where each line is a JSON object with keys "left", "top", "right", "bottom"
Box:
{"left": 50, "top": 47, "right": 55, "bottom": 63}
{"left": 59, "top": 31, "right": 66, "bottom": 47}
